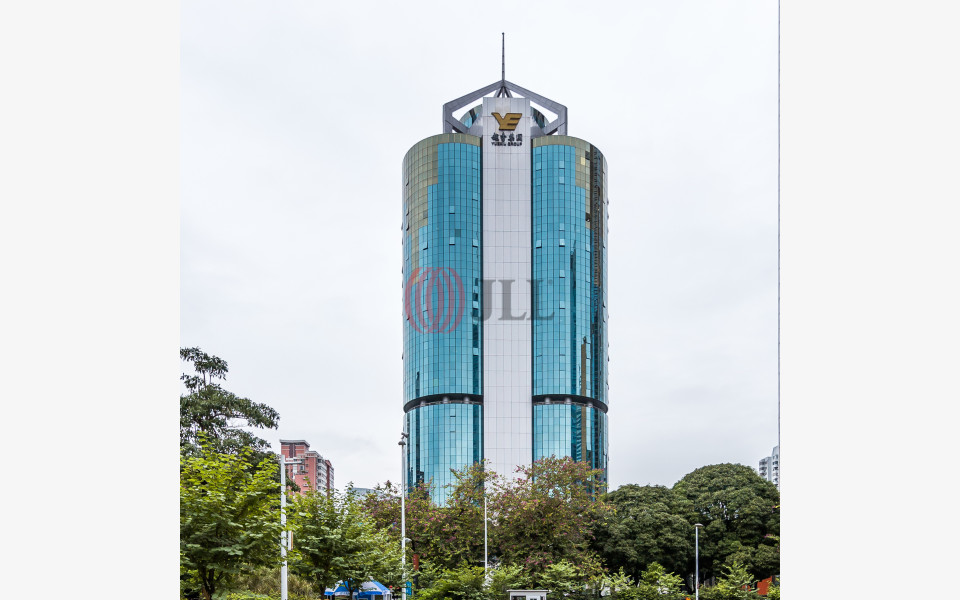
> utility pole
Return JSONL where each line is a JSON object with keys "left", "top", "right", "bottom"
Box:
{"left": 399, "top": 431, "right": 409, "bottom": 600}
{"left": 279, "top": 454, "right": 303, "bottom": 600}
{"left": 694, "top": 523, "right": 703, "bottom": 600}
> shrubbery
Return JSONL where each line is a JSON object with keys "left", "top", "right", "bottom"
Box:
{"left": 697, "top": 562, "right": 765, "bottom": 600}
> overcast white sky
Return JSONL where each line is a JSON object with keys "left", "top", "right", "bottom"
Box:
{"left": 180, "top": 0, "right": 780, "bottom": 491}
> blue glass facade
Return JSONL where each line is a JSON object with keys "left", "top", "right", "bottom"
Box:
{"left": 531, "top": 136, "right": 608, "bottom": 476}
{"left": 532, "top": 403, "right": 607, "bottom": 468}
{"left": 406, "top": 402, "right": 482, "bottom": 500}
{"left": 402, "top": 134, "right": 483, "bottom": 504}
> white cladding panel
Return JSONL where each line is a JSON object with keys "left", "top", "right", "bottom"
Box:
{"left": 481, "top": 97, "right": 533, "bottom": 480}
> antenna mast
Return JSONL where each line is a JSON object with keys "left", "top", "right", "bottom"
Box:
{"left": 496, "top": 33, "right": 511, "bottom": 97}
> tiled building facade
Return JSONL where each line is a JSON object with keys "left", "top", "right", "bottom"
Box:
{"left": 280, "top": 439, "right": 334, "bottom": 496}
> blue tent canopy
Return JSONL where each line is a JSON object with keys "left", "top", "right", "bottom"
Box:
{"left": 325, "top": 581, "right": 393, "bottom": 600}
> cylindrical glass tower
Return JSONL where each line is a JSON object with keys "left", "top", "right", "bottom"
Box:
{"left": 402, "top": 82, "right": 609, "bottom": 504}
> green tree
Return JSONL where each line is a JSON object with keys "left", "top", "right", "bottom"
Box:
{"left": 720, "top": 539, "right": 779, "bottom": 581}
{"left": 491, "top": 457, "right": 608, "bottom": 575}
{"left": 180, "top": 347, "right": 280, "bottom": 459}
{"left": 600, "top": 568, "right": 638, "bottom": 600}
{"left": 360, "top": 465, "right": 497, "bottom": 572}
{"left": 634, "top": 563, "right": 685, "bottom": 600}
{"left": 231, "top": 565, "right": 316, "bottom": 599}
{"left": 698, "top": 561, "right": 762, "bottom": 600}
{"left": 413, "top": 564, "right": 486, "bottom": 600}
{"left": 289, "top": 487, "right": 398, "bottom": 600}
{"left": 672, "top": 464, "right": 779, "bottom": 581}
{"left": 368, "top": 458, "right": 608, "bottom": 584}
{"left": 180, "top": 442, "right": 283, "bottom": 600}
{"left": 359, "top": 478, "right": 440, "bottom": 574}
{"left": 536, "top": 560, "right": 586, "bottom": 598}
{"left": 592, "top": 484, "right": 693, "bottom": 579}
{"left": 433, "top": 463, "right": 492, "bottom": 567}
{"left": 486, "top": 563, "right": 527, "bottom": 600}
{"left": 766, "top": 578, "right": 779, "bottom": 600}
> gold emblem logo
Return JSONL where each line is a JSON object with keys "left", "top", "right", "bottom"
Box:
{"left": 492, "top": 112, "right": 523, "bottom": 131}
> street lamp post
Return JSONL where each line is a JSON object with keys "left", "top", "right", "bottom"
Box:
{"left": 694, "top": 523, "right": 703, "bottom": 600}
{"left": 398, "top": 432, "right": 409, "bottom": 600}
{"left": 279, "top": 455, "right": 303, "bottom": 600}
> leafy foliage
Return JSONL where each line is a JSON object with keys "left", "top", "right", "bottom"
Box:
{"left": 180, "top": 442, "right": 283, "bottom": 600}
{"left": 232, "top": 565, "right": 316, "bottom": 599}
{"left": 598, "top": 568, "right": 638, "bottom": 600}
{"left": 593, "top": 485, "right": 693, "bottom": 579}
{"left": 698, "top": 561, "right": 763, "bottom": 600}
{"left": 180, "top": 347, "right": 280, "bottom": 458}
{"left": 720, "top": 539, "right": 779, "bottom": 580}
{"left": 485, "top": 563, "right": 526, "bottom": 599}
{"left": 491, "top": 457, "right": 608, "bottom": 574}
{"left": 535, "top": 560, "right": 587, "bottom": 598}
{"left": 413, "top": 564, "right": 486, "bottom": 600}
{"left": 433, "top": 463, "right": 494, "bottom": 567}
{"left": 361, "top": 464, "right": 495, "bottom": 571}
{"left": 766, "top": 579, "right": 780, "bottom": 600}
{"left": 672, "top": 464, "right": 780, "bottom": 581}
{"left": 634, "top": 563, "right": 686, "bottom": 600}
{"left": 288, "top": 488, "right": 400, "bottom": 597}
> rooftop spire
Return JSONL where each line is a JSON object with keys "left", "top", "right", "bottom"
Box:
{"left": 496, "top": 33, "right": 512, "bottom": 98}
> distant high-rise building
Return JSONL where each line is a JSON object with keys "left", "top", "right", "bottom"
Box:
{"left": 280, "top": 439, "right": 334, "bottom": 496}
{"left": 401, "top": 75, "right": 609, "bottom": 503}
{"left": 758, "top": 445, "right": 779, "bottom": 489}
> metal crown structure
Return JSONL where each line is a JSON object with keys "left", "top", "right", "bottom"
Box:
{"left": 441, "top": 79, "right": 568, "bottom": 137}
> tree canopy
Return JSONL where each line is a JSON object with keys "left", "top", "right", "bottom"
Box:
{"left": 491, "top": 456, "right": 608, "bottom": 574}
{"left": 592, "top": 484, "right": 693, "bottom": 579}
{"left": 180, "top": 442, "right": 282, "bottom": 600}
{"left": 672, "top": 464, "right": 780, "bottom": 580}
{"left": 698, "top": 560, "right": 765, "bottom": 600}
{"left": 179, "top": 348, "right": 287, "bottom": 600}
{"left": 180, "top": 347, "right": 280, "bottom": 459}
{"left": 289, "top": 487, "right": 400, "bottom": 598}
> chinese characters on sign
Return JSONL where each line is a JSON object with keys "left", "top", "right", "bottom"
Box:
{"left": 491, "top": 132, "right": 523, "bottom": 147}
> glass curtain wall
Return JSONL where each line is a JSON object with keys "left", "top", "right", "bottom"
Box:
{"left": 402, "top": 134, "right": 483, "bottom": 504}
{"left": 531, "top": 136, "right": 608, "bottom": 478}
